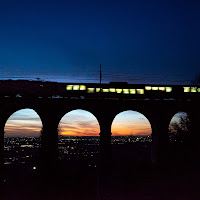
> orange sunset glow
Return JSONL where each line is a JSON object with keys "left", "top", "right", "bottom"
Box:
{"left": 111, "top": 111, "right": 152, "bottom": 136}
{"left": 59, "top": 110, "right": 151, "bottom": 136}
{"left": 59, "top": 109, "right": 100, "bottom": 136}
{"left": 5, "top": 109, "right": 152, "bottom": 137}
{"left": 4, "top": 109, "right": 42, "bottom": 137}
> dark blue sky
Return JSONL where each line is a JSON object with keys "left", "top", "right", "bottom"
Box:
{"left": 0, "top": 0, "right": 200, "bottom": 84}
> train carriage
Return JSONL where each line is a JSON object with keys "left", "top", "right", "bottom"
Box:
{"left": 0, "top": 80, "right": 199, "bottom": 100}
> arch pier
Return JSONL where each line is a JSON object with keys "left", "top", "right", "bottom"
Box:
{"left": 0, "top": 119, "right": 5, "bottom": 180}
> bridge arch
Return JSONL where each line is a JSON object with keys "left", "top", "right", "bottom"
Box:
{"left": 111, "top": 110, "right": 152, "bottom": 181}
{"left": 169, "top": 111, "right": 191, "bottom": 142}
{"left": 3, "top": 108, "right": 43, "bottom": 180}
{"left": 58, "top": 109, "right": 100, "bottom": 136}
{"left": 168, "top": 111, "right": 193, "bottom": 168}
{"left": 57, "top": 109, "right": 100, "bottom": 180}
{"left": 0, "top": 102, "right": 44, "bottom": 132}
{"left": 111, "top": 110, "right": 152, "bottom": 136}
{"left": 4, "top": 108, "right": 43, "bottom": 137}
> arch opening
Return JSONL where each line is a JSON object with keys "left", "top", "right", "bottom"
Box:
{"left": 168, "top": 111, "right": 194, "bottom": 168}
{"left": 111, "top": 110, "right": 152, "bottom": 137}
{"left": 59, "top": 109, "right": 100, "bottom": 137}
{"left": 4, "top": 108, "right": 42, "bottom": 179}
{"left": 58, "top": 109, "right": 100, "bottom": 179}
{"left": 111, "top": 110, "right": 152, "bottom": 177}
{"left": 169, "top": 112, "right": 191, "bottom": 143}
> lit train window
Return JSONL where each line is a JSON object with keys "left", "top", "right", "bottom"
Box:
{"left": 145, "top": 86, "right": 151, "bottom": 90}
{"left": 116, "top": 89, "right": 122, "bottom": 93}
{"left": 159, "top": 87, "right": 165, "bottom": 91}
{"left": 130, "top": 89, "right": 136, "bottom": 94}
{"left": 197, "top": 88, "right": 200, "bottom": 92}
{"left": 103, "top": 89, "right": 109, "bottom": 92}
{"left": 136, "top": 89, "right": 144, "bottom": 94}
{"left": 96, "top": 88, "right": 101, "bottom": 92}
{"left": 166, "top": 87, "right": 172, "bottom": 92}
{"left": 66, "top": 85, "right": 73, "bottom": 90}
{"left": 123, "top": 89, "right": 129, "bottom": 94}
{"left": 87, "top": 88, "right": 95, "bottom": 93}
{"left": 73, "top": 85, "right": 79, "bottom": 90}
{"left": 191, "top": 87, "right": 197, "bottom": 92}
{"left": 109, "top": 88, "right": 115, "bottom": 92}
{"left": 152, "top": 87, "right": 158, "bottom": 90}
{"left": 80, "top": 85, "right": 86, "bottom": 90}
{"left": 183, "top": 87, "right": 190, "bottom": 92}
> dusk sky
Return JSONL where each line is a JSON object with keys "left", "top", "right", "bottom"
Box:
{"left": 4, "top": 109, "right": 152, "bottom": 137}
{"left": 1, "top": 1, "right": 199, "bottom": 136}
{"left": 0, "top": 0, "right": 200, "bottom": 84}
{"left": 4, "top": 109, "right": 183, "bottom": 137}
{"left": 4, "top": 109, "right": 43, "bottom": 137}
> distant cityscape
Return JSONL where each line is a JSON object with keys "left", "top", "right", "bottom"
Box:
{"left": 4, "top": 135, "right": 152, "bottom": 169}
{"left": 3, "top": 134, "right": 197, "bottom": 200}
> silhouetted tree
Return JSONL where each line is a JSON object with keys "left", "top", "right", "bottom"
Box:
{"left": 169, "top": 113, "right": 191, "bottom": 143}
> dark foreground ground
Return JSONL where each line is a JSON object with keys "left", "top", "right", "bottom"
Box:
{"left": 1, "top": 143, "right": 200, "bottom": 200}
{"left": 1, "top": 167, "right": 200, "bottom": 200}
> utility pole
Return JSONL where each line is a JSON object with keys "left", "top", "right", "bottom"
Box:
{"left": 100, "top": 64, "right": 102, "bottom": 92}
{"left": 100, "top": 64, "right": 102, "bottom": 85}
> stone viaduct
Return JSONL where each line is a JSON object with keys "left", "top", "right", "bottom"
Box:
{"left": 0, "top": 81, "right": 200, "bottom": 181}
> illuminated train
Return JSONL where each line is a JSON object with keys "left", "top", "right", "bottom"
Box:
{"left": 0, "top": 80, "right": 199, "bottom": 99}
